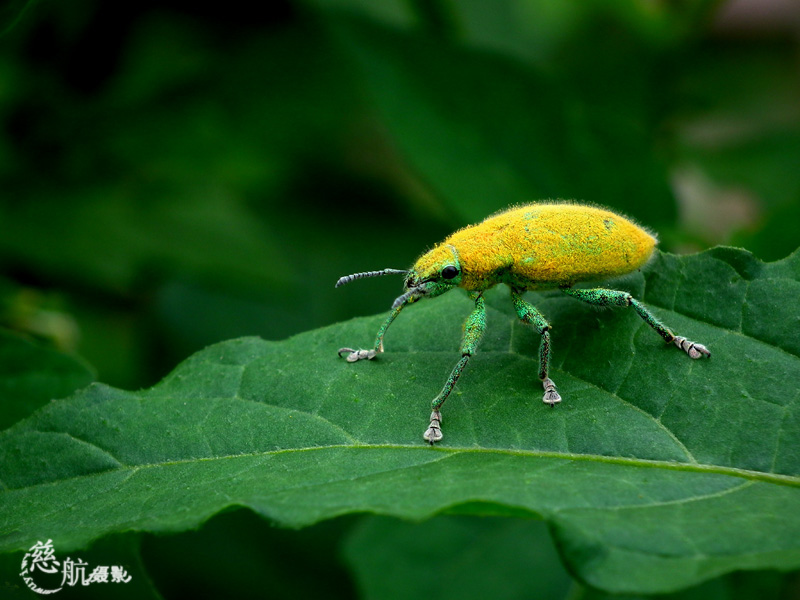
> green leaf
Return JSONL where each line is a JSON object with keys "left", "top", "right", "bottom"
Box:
{"left": 0, "top": 330, "right": 94, "bottom": 430}
{"left": 342, "top": 515, "right": 796, "bottom": 600}
{"left": 0, "top": 0, "right": 35, "bottom": 36}
{"left": 343, "top": 516, "right": 572, "bottom": 600}
{"left": 140, "top": 509, "right": 355, "bottom": 600}
{"left": 1, "top": 247, "right": 799, "bottom": 594}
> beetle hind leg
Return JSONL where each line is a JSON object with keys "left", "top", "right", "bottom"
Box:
{"left": 561, "top": 287, "right": 710, "bottom": 359}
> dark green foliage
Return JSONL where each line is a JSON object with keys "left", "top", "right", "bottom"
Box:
{"left": 0, "top": 331, "right": 93, "bottom": 430}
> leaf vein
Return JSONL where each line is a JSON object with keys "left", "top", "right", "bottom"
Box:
{"left": 3, "top": 444, "right": 798, "bottom": 496}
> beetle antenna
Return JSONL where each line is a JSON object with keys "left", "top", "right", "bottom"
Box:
{"left": 335, "top": 269, "right": 407, "bottom": 288}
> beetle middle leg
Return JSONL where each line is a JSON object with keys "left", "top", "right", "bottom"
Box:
{"left": 424, "top": 293, "right": 487, "bottom": 444}
{"left": 511, "top": 289, "right": 561, "bottom": 407}
{"left": 561, "top": 287, "right": 710, "bottom": 359}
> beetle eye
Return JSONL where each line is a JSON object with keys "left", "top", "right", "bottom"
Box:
{"left": 441, "top": 266, "right": 459, "bottom": 280}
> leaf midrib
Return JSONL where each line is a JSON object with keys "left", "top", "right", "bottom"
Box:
{"left": 5, "top": 442, "right": 799, "bottom": 495}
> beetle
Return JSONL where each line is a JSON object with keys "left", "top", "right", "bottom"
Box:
{"left": 336, "top": 202, "right": 710, "bottom": 444}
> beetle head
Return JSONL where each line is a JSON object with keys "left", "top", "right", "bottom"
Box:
{"left": 394, "top": 244, "right": 461, "bottom": 308}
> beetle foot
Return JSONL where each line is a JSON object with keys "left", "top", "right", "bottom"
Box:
{"left": 673, "top": 336, "right": 710, "bottom": 359}
{"left": 337, "top": 348, "right": 378, "bottom": 362}
{"left": 542, "top": 377, "right": 561, "bottom": 406}
{"left": 423, "top": 410, "right": 443, "bottom": 444}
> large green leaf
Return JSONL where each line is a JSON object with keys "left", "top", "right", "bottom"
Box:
{"left": 1, "top": 247, "right": 799, "bottom": 594}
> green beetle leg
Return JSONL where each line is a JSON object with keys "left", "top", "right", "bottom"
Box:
{"left": 511, "top": 289, "right": 561, "bottom": 406}
{"left": 338, "top": 295, "right": 413, "bottom": 362}
{"left": 425, "top": 293, "right": 486, "bottom": 444}
{"left": 561, "top": 287, "right": 710, "bottom": 359}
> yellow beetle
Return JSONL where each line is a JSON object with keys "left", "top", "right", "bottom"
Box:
{"left": 337, "top": 203, "right": 710, "bottom": 444}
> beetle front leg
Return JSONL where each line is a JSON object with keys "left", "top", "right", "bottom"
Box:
{"left": 511, "top": 290, "right": 561, "bottom": 406}
{"left": 425, "top": 294, "right": 486, "bottom": 444}
{"left": 338, "top": 298, "right": 409, "bottom": 362}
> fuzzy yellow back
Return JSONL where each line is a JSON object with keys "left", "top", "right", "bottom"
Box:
{"left": 416, "top": 203, "right": 657, "bottom": 291}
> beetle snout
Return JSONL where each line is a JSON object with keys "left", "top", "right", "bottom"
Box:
{"left": 404, "top": 273, "right": 421, "bottom": 290}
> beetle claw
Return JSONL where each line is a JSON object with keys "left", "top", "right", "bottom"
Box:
{"left": 337, "top": 348, "right": 377, "bottom": 362}
{"left": 542, "top": 377, "right": 561, "bottom": 406}
{"left": 673, "top": 336, "right": 711, "bottom": 359}
{"left": 423, "top": 410, "right": 443, "bottom": 444}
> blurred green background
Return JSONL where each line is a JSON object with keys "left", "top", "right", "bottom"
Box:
{"left": 2, "top": 0, "right": 799, "bottom": 392}
{"left": 1, "top": 0, "right": 799, "bottom": 598}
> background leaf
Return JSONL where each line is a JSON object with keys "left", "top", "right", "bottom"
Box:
{"left": 329, "top": 14, "right": 677, "bottom": 226}
{"left": 343, "top": 516, "right": 573, "bottom": 600}
{"left": 0, "top": 0, "right": 35, "bottom": 35}
{"left": 0, "top": 330, "right": 94, "bottom": 430}
{"left": 2, "top": 247, "right": 799, "bottom": 594}
{"left": 343, "top": 514, "right": 799, "bottom": 600}
{"left": 140, "top": 510, "right": 355, "bottom": 600}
